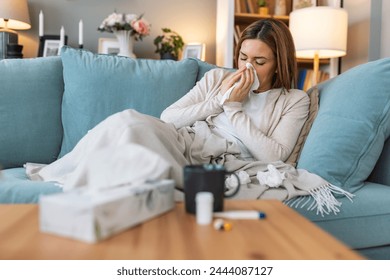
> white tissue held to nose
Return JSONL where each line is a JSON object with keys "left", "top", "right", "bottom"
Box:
{"left": 219, "top": 62, "right": 260, "bottom": 105}
{"left": 245, "top": 62, "right": 260, "bottom": 90}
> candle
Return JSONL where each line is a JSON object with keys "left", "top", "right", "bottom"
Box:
{"left": 58, "top": 26, "right": 65, "bottom": 55}
{"left": 39, "top": 10, "right": 44, "bottom": 37}
{"left": 78, "top": 20, "right": 83, "bottom": 46}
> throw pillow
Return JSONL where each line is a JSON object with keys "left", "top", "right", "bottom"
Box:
{"left": 59, "top": 46, "right": 199, "bottom": 157}
{"left": 0, "top": 57, "right": 64, "bottom": 168}
{"left": 298, "top": 58, "right": 390, "bottom": 193}
{"left": 286, "top": 86, "right": 319, "bottom": 166}
{"left": 190, "top": 58, "right": 218, "bottom": 81}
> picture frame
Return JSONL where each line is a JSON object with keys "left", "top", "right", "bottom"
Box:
{"left": 98, "top": 38, "right": 120, "bottom": 55}
{"left": 292, "top": 0, "right": 317, "bottom": 10}
{"left": 38, "top": 35, "right": 68, "bottom": 57}
{"left": 182, "top": 43, "right": 206, "bottom": 60}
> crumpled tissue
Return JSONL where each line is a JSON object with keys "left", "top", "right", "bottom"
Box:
{"left": 257, "top": 164, "right": 286, "bottom": 188}
{"left": 226, "top": 170, "right": 251, "bottom": 190}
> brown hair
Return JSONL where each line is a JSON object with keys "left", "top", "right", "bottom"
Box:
{"left": 234, "top": 19, "right": 297, "bottom": 91}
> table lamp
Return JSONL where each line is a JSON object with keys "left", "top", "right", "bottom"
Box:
{"left": 0, "top": 0, "right": 31, "bottom": 59}
{"left": 289, "top": 6, "right": 348, "bottom": 86}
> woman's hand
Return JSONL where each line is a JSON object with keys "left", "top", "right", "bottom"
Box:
{"left": 220, "top": 66, "right": 254, "bottom": 103}
{"left": 228, "top": 67, "right": 254, "bottom": 102}
{"left": 220, "top": 67, "right": 245, "bottom": 96}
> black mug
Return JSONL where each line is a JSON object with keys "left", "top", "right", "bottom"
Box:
{"left": 183, "top": 164, "right": 240, "bottom": 214}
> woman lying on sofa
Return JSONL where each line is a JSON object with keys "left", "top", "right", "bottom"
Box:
{"left": 26, "top": 19, "right": 353, "bottom": 215}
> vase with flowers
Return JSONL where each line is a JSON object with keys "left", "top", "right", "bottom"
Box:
{"left": 153, "top": 28, "right": 184, "bottom": 60}
{"left": 98, "top": 12, "right": 151, "bottom": 58}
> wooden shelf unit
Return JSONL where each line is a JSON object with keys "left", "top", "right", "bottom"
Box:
{"left": 216, "top": 0, "right": 336, "bottom": 84}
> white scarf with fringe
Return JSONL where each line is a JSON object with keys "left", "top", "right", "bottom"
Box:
{"left": 224, "top": 163, "right": 354, "bottom": 216}
{"left": 218, "top": 157, "right": 354, "bottom": 217}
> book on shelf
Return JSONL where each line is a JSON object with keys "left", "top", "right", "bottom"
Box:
{"left": 235, "top": 0, "right": 241, "bottom": 13}
{"left": 297, "top": 68, "right": 307, "bottom": 90}
{"left": 246, "top": 0, "right": 256, "bottom": 13}
{"left": 297, "top": 68, "right": 330, "bottom": 91}
{"left": 235, "top": 0, "right": 249, "bottom": 13}
{"left": 235, "top": 0, "right": 258, "bottom": 14}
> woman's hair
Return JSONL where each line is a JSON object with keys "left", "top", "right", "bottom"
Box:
{"left": 234, "top": 19, "right": 297, "bottom": 91}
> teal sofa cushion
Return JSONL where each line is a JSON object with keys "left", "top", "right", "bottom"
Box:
{"left": 0, "top": 57, "right": 64, "bottom": 168}
{"left": 298, "top": 58, "right": 390, "bottom": 193}
{"left": 190, "top": 58, "right": 218, "bottom": 81}
{"left": 0, "top": 168, "right": 62, "bottom": 203}
{"left": 59, "top": 46, "right": 199, "bottom": 156}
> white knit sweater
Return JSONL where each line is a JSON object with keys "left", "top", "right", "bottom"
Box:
{"left": 161, "top": 68, "right": 310, "bottom": 163}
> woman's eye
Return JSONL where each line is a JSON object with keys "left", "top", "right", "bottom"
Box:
{"left": 240, "top": 57, "right": 247, "bottom": 61}
{"left": 256, "top": 61, "right": 265, "bottom": 66}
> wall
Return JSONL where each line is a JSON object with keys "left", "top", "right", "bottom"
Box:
{"left": 381, "top": 0, "right": 390, "bottom": 57}
{"left": 320, "top": 0, "right": 372, "bottom": 73}
{"left": 342, "top": 0, "right": 371, "bottom": 71}
{"left": 18, "top": 0, "right": 217, "bottom": 63}
{"left": 380, "top": 0, "right": 390, "bottom": 57}
{"left": 15, "top": 0, "right": 387, "bottom": 69}
{"left": 368, "top": 0, "right": 390, "bottom": 59}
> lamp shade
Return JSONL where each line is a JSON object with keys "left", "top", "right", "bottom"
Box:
{"left": 0, "top": 0, "right": 31, "bottom": 30}
{"left": 289, "top": 6, "right": 348, "bottom": 59}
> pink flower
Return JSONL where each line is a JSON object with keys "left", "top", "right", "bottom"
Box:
{"left": 98, "top": 12, "right": 151, "bottom": 40}
{"left": 132, "top": 19, "right": 150, "bottom": 36}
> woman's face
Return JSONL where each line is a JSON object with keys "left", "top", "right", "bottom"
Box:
{"left": 238, "top": 39, "right": 277, "bottom": 92}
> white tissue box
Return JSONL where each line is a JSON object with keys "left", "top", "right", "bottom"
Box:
{"left": 39, "top": 179, "right": 175, "bottom": 243}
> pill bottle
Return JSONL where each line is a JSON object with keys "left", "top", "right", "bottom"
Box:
{"left": 195, "top": 192, "right": 214, "bottom": 225}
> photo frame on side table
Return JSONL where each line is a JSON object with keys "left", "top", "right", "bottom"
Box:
{"left": 292, "top": 0, "right": 317, "bottom": 10}
{"left": 182, "top": 43, "right": 206, "bottom": 61}
{"left": 38, "top": 35, "right": 68, "bottom": 57}
{"left": 98, "top": 38, "right": 120, "bottom": 55}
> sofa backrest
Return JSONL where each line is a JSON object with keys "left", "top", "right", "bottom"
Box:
{"left": 190, "top": 58, "right": 218, "bottom": 81}
{"left": 58, "top": 47, "right": 201, "bottom": 156}
{"left": 0, "top": 49, "right": 211, "bottom": 167}
{"left": 0, "top": 57, "right": 64, "bottom": 168}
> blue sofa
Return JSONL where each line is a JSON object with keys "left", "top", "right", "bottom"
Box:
{"left": 1, "top": 46, "right": 389, "bottom": 259}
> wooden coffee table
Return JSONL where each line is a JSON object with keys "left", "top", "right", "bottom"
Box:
{"left": 0, "top": 200, "right": 363, "bottom": 260}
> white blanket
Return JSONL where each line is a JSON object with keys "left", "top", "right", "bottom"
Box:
{"left": 26, "top": 109, "right": 354, "bottom": 216}
{"left": 25, "top": 143, "right": 172, "bottom": 192}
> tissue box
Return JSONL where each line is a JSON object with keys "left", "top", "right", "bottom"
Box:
{"left": 39, "top": 179, "right": 175, "bottom": 243}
